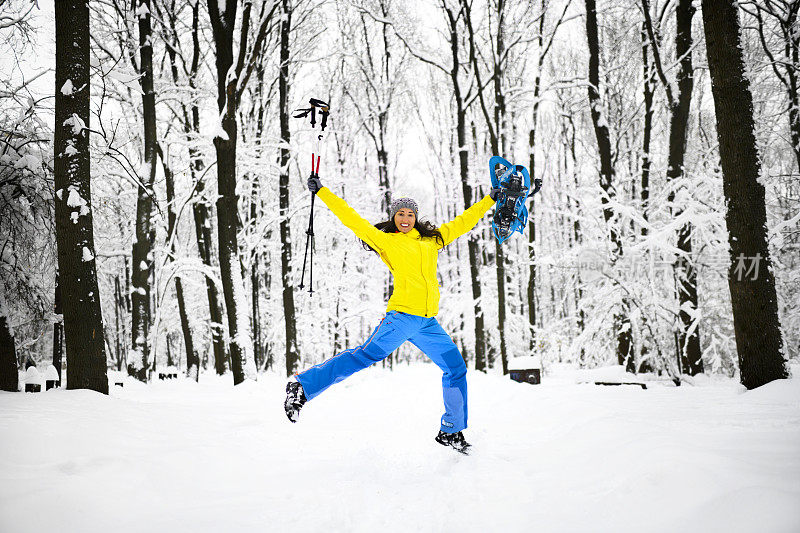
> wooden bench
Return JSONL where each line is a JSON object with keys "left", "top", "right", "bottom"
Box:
{"left": 594, "top": 381, "right": 647, "bottom": 390}
{"left": 508, "top": 356, "right": 542, "bottom": 385}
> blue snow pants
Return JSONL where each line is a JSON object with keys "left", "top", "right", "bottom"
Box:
{"left": 295, "top": 311, "right": 468, "bottom": 433}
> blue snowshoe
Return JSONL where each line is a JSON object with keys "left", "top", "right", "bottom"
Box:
{"left": 489, "top": 155, "right": 542, "bottom": 243}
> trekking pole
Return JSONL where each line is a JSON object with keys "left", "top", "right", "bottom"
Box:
{"left": 293, "top": 97, "right": 330, "bottom": 295}
{"left": 299, "top": 153, "right": 317, "bottom": 292}
{"left": 308, "top": 155, "right": 321, "bottom": 293}
{"left": 307, "top": 193, "right": 315, "bottom": 294}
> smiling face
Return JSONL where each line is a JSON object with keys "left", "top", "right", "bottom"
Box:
{"left": 394, "top": 208, "right": 416, "bottom": 233}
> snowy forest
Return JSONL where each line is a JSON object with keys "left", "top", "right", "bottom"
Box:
{"left": 2, "top": 0, "right": 800, "bottom": 530}
{"left": 1, "top": 0, "right": 797, "bottom": 391}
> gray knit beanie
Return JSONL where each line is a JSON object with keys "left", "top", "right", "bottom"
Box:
{"left": 389, "top": 197, "right": 418, "bottom": 219}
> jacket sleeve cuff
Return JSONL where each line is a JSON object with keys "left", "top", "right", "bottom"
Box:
{"left": 316, "top": 186, "right": 334, "bottom": 202}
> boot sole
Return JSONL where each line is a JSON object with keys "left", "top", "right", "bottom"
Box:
{"left": 435, "top": 436, "right": 471, "bottom": 455}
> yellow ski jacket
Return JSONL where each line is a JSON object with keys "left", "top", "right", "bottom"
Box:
{"left": 316, "top": 187, "right": 496, "bottom": 317}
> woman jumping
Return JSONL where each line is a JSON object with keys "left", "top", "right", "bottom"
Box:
{"left": 284, "top": 174, "right": 498, "bottom": 453}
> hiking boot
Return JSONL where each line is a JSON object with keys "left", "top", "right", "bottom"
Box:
{"left": 435, "top": 430, "right": 471, "bottom": 454}
{"left": 284, "top": 380, "right": 307, "bottom": 423}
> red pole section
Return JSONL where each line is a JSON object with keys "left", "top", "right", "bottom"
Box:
{"left": 315, "top": 155, "right": 321, "bottom": 175}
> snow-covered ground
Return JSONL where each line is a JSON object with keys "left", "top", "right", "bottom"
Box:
{"left": 2, "top": 363, "right": 799, "bottom": 533}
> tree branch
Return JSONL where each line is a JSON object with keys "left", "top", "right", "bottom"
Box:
{"left": 236, "top": 1, "right": 279, "bottom": 105}
{"left": 641, "top": 0, "right": 674, "bottom": 107}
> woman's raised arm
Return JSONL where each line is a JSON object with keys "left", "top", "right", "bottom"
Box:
{"left": 438, "top": 194, "right": 496, "bottom": 248}
{"left": 316, "top": 187, "right": 389, "bottom": 252}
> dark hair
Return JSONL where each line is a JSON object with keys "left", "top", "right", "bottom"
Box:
{"left": 361, "top": 218, "right": 444, "bottom": 252}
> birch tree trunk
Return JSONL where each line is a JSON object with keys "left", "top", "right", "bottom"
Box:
{"left": 701, "top": 0, "right": 788, "bottom": 389}
{"left": 54, "top": 0, "right": 108, "bottom": 393}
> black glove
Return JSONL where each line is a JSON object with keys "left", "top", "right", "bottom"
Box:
{"left": 489, "top": 187, "right": 502, "bottom": 201}
{"left": 307, "top": 175, "right": 322, "bottom": 195}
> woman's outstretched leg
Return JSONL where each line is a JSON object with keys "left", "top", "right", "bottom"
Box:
{"left": 286, "top": 312, "right": 410, "bottom": 422}
{"left": 409, "top": 318, "right": 468, "bottom": 435}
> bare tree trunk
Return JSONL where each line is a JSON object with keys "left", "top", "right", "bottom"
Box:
{"left": 444, "top": 5, "right": 487, "bottom": 371}
{"left": 527, "top": 1, "right": 548, "bottom": 354}
{"left": 252, "top": 245, "right": 262, "bottom": 370}
{"left": 166, "top": 335, "right": 175, "bottom": 367}
{"left": 190, "top": 132, "right": 227, "bottom": 375}
{"left": 788, "top": 40, "right": 800, "bottom": 172}
{"left": 377, "top": 114, "right": 393, "bottom": 338}
{"left": 208, "top": 0, "right": 257, "bottom": 384}
{"left": 494, "top": 0, "right": 509, "bottom": 374}
{"left": 750, "top": 4, "right": 800, "bottom": 173}
{"left": 377, "top": 123, "right": 390, "bottom": 215}
{"left": 527, "top": 150, "right": 538, "bottom": 354}
{"left": 669, "top": 0, "right": 703, "bottom": 375}
{"left": 191, "top": 177, "right": 228, "bottom": 375}
{"left": 128, "top": 0, "right": 157, "bottom": 382}
{"left": 585, "top": 0, "right": 634, "bottom": 371}
{"left": 279, "top": 0, "right": 299, "bottom": 376}
{"left": 263, "top": 228, "right": 274, "bottom": 371}
{"left": 638, "top": 22, "right": 655, "bottom": 371}
{"left": 463, "top": 0, "right": 510, "bottom": 372}
{"left": 247, "top": 174, "right": 262, "bottom": 372}
{"left": 159, "top": 0, "right": 215, "bottom": 380}
{"left": 377, "top": 1, "right": 393, "bottom": 217}
{"left": 0, "top": 314, "right": 18, "bottom": 391}
{"left": 181, "top": 2, "right": 228, "bottom": 375}
{"left": 113, "top": 277, "right": 121, "bottom": 369}
{"left": 54, "top": 0, "right": 108, "bottom": 393}
{"left": 161, "top": 148, "right": 199, "bottom": 381}
{"left": 332, "top": 250, "right": 348, "bottom": 356}
{"left": 701, "top": 0, "right": 788, "bottom": 389}
{"left": 53, "top": 270, "right": 64, "bottom": 380}
{"left": 114, "top": 274, "right": 125, "bottom": 370}
{"left": 643, "top": 0, "right": 703, "bottom": 375}
{"left": 640, "top": 22, "right": 654, "bottom": 236}
{"left": 251, "top": 57, "right": 269, "bottom": 370}
{"left": 572, "top": 169, "right": 586, "bottom": 358}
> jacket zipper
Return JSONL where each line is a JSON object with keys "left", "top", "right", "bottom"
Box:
{"left": 419, "top": 241, "right": 429, "bottom": 317}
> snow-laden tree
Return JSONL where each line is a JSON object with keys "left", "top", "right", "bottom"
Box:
{"left": 0, "top": 0, "right": 54, "bottom": 390}
{"left": 54, "top": 0, "right": 108, "bottom": 393}
{"left": 701, "top": 0, "right": 788, "bottom": 388}
{"left": 207, "top": 0, "right": 280, "bottom": 384}
{"left": 2, "top": 0, "right": 798, "bottom": 390}
{"left": 126, "top": 0, "right": 159, "bottom": 382}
